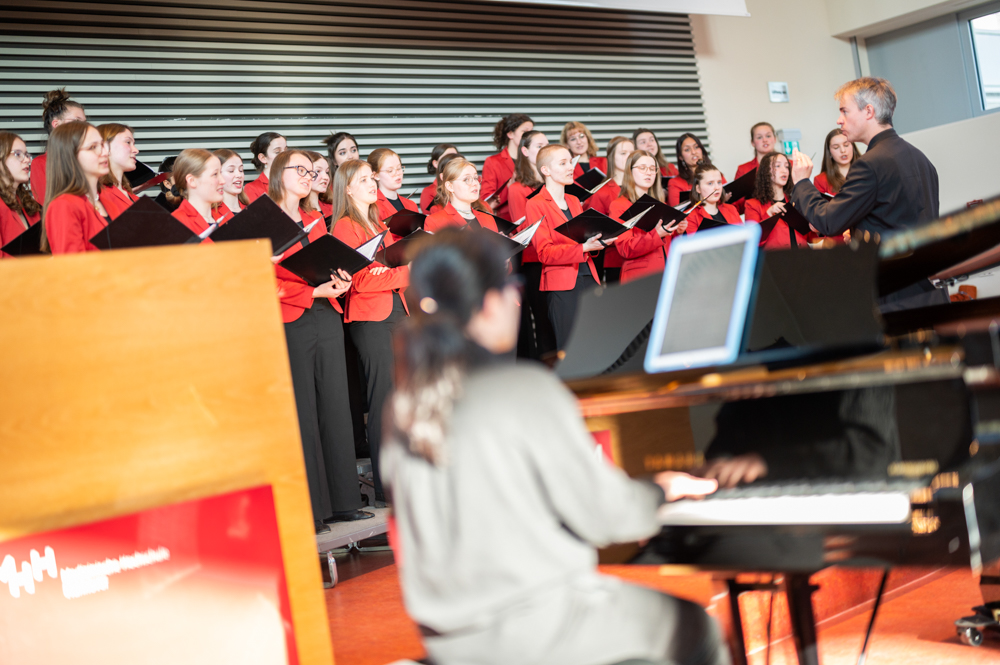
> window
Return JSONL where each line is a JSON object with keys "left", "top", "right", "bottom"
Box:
{"left": 970, "top": 11, "right": 1000, "bottom": 110}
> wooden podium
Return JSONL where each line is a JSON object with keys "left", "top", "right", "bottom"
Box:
{"left": 0, "top": 242, "right": 334, "bottom": 664}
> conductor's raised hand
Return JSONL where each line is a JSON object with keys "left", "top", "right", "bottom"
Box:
{"left": 654, "top": 471, "right": 719, "bottom": 502}
{"left": 790, "top": 148, "right": 813, "bottom": 185}
{"left": 582, "top": 233, "right": 607, "bottom": 252}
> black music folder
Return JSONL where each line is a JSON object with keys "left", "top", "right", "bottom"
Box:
{"left": 620, "top": 194, "right": 688, "bottom": 232}
{"left": 1, "top": 222, "right": 43, "bottom": 256}
{"left": 210, "top": 196, "right": 304, "bottom": 256}
{"left": 468, "top": 220, "right": 541, "bottom": 259}
{"left": 574, "top": 167, "right": 606, "bottom": 190}
{"left": 526, "top": 185, "right": 544, "bottom": 200}
{"left": 384, "top": 209, "right": 426, "bottom": 237}
{"left": 723, "top": 167, "right": 757, "bottom": 201}
{"left": 554, "top": 209, "right": 628, "bottom": 244}
{"left": 694, "top": 215, "right": 729, "bottom": 233}
{"left": 566, "top": 178, "right": 611, "bottom": 203}
{"left": 88, "top": 197, "right": 200, "bottom": 250}
{"left": 375, "top": 229, "right": 432, "bottom": 268}
{"left": 486, "top": 213, "right": 518, "bottom": 235}
{"left": 759, "top": 205, "right": 813, "bottom": 242}
{"left": 279, "top": 232, "right": 385, "bottom": 286}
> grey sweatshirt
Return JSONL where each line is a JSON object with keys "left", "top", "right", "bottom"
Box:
{"left": 382, "top": 363, "right": 665, "bottom": 634}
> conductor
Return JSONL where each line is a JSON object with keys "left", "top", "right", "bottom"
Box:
{"left": 790, "top": 77, "right": 946, "bottom": 307}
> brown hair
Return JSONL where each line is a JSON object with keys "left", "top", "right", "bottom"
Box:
{"left": 0, "top": 132, "right": 41, "bottom": 218}
{"left": 675, "top": 133, "right": 711, "bottom": 183}
{"left": 491, "top": 114, "right": 533, "bottom": 151}
{"left": 41, "top": 122, "right": 98, "bottom": 253}
{"left": 632, "top": 128, "right": 670, "bottom": 172}
{"left": 820, "top": 128, "right": 859, "bottom": 194}
{"left": 621, "top": 150, "right": 664, "bottom": 203}
{"left": 429, "top": 152, "right": 465, "bottom": 211}
{"left": 96, "top": 123, "right": 135, "bottom": 195}
{"left": 604, "top": 136, "right": 634, "bottom": 184}
{"left": 250, "top": 132, "right": 284, "bottom": 171}
{"left": 560, "top": 121, "right": 597, "bottom": 158}
{"left": 267, "top": 149, "right": 311, "bottom": 210}
{"left": 439, "top": 157, "right": 490, "bottom": 213}
{"left": 513, "top": 130, "right": 545, "bottom": 189}
{"left": 367, "top": 147, "right": 399, "bottom": 175}
{"left": 330, "top": 158, "right": 382, "bottom": 236}
{"left": 750, "top": 122, "right": 776, "bottom": 141}
{"left": 751, "top": 152, "right": 792, "bottom": 204}
{"left": 165, "top": 149, "right": 219, "bottom": 205}
{"left": 689, "top": 163, "right": 723, "bottom": 204}
{"left": 426, "top": 143, "right": 457, "bottom": 174}
{"left": 302, "top": 150, "right": 328, "bottom": 212}
{"left": 322, "top": 131, "right": 359, "bottom": 169}
{"left": 41, "top": 88, "right": 85, "bottom": 134}
{"left": 212, "top": 148, "right": 250, "bottom": 207}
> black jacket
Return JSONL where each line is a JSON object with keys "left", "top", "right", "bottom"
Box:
{"left": 792, "top": 128, "right": 939, "bottom": 237}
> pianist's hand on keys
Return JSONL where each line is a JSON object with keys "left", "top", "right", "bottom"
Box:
{"left": 654, "top": 472, "right": 719, "bottom": 502}
{"left": 696, "top": 453, "right": 768, "bottom": 488}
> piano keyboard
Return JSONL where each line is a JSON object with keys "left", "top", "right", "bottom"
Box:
{"left": 657, "top": 480, "right": 926, "bottom": 526}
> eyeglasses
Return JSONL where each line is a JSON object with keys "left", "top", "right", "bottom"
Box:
{"left": 632, "top": 165, "right": 658, "bottom": 174}
{"left": 568, "top": 133, "right": 587, "bottom": 142}
{"left": 284, "top": 165, "right": 318, "bottom": 180}
{"left": 380, "top": 166, "right": 405, "bottom": 176}
{"left": 459, "top": 176, "right": 482, "bottom": 186}
{"left": 9, "top": 150, "right": 31, "bottom": 162}
{"left": 78, "top": 141, "right": 109, "bottom": 155}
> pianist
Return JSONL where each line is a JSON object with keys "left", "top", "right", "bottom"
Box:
{"left": 382, "top": 229, "right": 729, "bottom": 665}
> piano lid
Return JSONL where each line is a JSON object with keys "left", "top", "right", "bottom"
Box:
{"left": 878, "top": 196, "right": 1000, "bottom": 295}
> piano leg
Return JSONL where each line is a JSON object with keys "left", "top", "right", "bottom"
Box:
{"left": 785, "top": 574, "right": 821, "bottom": 665}
{"left": 725, "top": 579, "right": 750, "bottom": 665}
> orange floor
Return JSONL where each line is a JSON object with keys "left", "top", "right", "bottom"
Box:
{"left": 326, "top": 551, "right": 1000, "bottom": 665}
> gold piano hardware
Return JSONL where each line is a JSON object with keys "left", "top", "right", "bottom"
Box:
{"left": 644, "top": 452, "right": 704, "bottom": 472}
{"left": 824, "top": 535, "right": 858, "bottom": 549}
{"left": 888, "top": 460, "right": 940, "bottom": 478}
{"left": 911, "top": 509, "right": 941, "bottom": 534}
{"left": 910, "top": 487, "right": 934, "bottom": 504}
{"left": 931, "top": 472, "right": 960, "bottom": 490}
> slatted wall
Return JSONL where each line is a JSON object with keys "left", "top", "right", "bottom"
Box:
{"left": 0, "top": 0, "right": 708, "bottom": 190}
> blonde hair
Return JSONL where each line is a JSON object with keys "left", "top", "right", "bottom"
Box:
{"left": 367, "top": 147, "right": 399, "bottom": 174}
{"left": 621, "top": 150, "right": 664, "bottom": 203}
{"left": 302, "top": 150, "right": 327, "bottom": 212}
{"left": 40, "top": 121, "right": 97, "bottom": 253}
{"left": 330, "top": 158, "right": 382, "bottom": 236}
{"left": 97, "top": 123, "right": 135, "bottom": 195}
{"left": 165, "top": 149, "right": 217, "bottom": 205}
{"left": 604, "top": 136, "right": 633, "bottom": 184}
{"left": 536, "top": 144, "right": 570, "bottom": 183}
{"left": 212, "top": 148, "right": 250, "bottom": 207}
{"left": 438, "top": 157, "right": 490, "bottom": 213}
{"left": 560, "top": 121, "right": 597, "bottom": 158}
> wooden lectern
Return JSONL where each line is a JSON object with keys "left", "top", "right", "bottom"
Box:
{"left": 0, "top": 242, "right": 334, "bottom": 664}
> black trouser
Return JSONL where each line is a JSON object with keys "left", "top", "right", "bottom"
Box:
{"left": 518, "top": 261, "right": 557, "bottom": 360}
{"left": 547, "top": 270, "right": 595, "bottom": 351}
{"left": 284, "top": 299, "right": 361, "bottom": 521}
{"left": 348, "top": 294, "right": 407, "bottom": 502}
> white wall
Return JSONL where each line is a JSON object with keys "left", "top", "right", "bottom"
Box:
{"left": 826, "top": 0, "right": 995, "bottom": 38}
{"left": 691, "top": 0, "right": 856, "bottom": 180}
{"left": 902, "top": 111, "right": 1000, "bottom": 214}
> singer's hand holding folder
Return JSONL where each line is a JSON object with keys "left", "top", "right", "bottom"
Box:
{"left": 619, "top": 194, "right": 689, "bottom": 232}
{"left": 759, "top": 204, "right": 813, "bottom": 243}
{"left": 210, "top": 197, "right": 309, "bottom": 255}
{"left": 279, "top": 231, "right": 386, "bottom": 287}
{"left": 553, "top": 208, "right": 629, "bottom": 244}
{"left": 88, "top": 197, "right": 202, "bottom": 250}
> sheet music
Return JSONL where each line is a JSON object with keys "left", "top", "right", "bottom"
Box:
{"left": 357, "top": 231, "right": 386, "bottom": 260}
{"left": 512, "top": 221, "right": 541, "bottom": 245}
{"left": 198, "top": 223, "right": 219, "bottom": 240}
{"left": 623, "top": 206, "right": 654, "bottom": 229}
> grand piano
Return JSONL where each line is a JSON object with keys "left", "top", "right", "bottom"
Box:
{"left": 559, "top": 197, "right": 1000, "bottom": 664}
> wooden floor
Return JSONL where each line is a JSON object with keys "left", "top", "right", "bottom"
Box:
{"left": 326, "top": 548, "right": 1000, "bottom": 665}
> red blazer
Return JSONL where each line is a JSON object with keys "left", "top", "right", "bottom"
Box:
{"left": 0, "top": 197, "right": 41, "bottom": 258}
{"left": 744, "top": 197, "right": 810, "bottom": 250}
{"left": 508, "top": 181, "right": 539, "bottom": 263}
{"left": 481, "top": 150, "right": 515, "bottom": 219}
{"left": 667, "top": 172, "right": 728, "bottom": 207}
{"left": 425, "top": 203, "right": 498, "bottom": 234}
{"left": 171, "top": 199, "right": 228, "bottom": 239}
{"left": 585, "top": 180, "right": 619, "bottom": 215}
{"left": 420, "top": 181, "right": 438, "bottom": 214}
{"left": 98, "top": 185, "right": 139, "bottom": 220}
{"left": 45, "top": 193, "right": 109, "bottom": 254}
{"left": 274, "top": 209, "right": 342, "bottom": 323}
{"left": 591, "top": 157, "right": 609, "bottom": 175}
{"left": 608, "top": 196, "right": 670, "bottom": 284}
{"left": 30, "top": 153, "right": 48, "bottom": 205}
{"left": 216, "top": 200, "right": 245, "bottom": 224}
{"left": 735, "top": 158, "right": 758, "bottom": 181}
{"left": 814, "top": 173, "right": 834, "bottom": 196}
{"left": 243, "top": 174, "right": 269, "bottom": 203}
{"left": 528, "top": 188, "right": 599, "bottom": 292}
{"left": 375, "top": 190, "right": 419, "bottom": 222}
{"left": 331, "top": 216, "right": 410, "bottom": 323}
{"left": 685, "top": 203, "right": 742, "bottom": 234}
{"left": 660, "top": 163, "right": 680, "bottom": 178}
{"left": 319, "top": 200, "right": 333, "bottom": 219}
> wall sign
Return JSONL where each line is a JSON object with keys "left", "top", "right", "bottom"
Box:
{"left": 768, "top": 82, "right": 790, "bottom": 103}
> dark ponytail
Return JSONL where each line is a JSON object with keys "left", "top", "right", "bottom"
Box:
{"left": 250, "top": 132, "right": 284, "bottom": 171}
{"left": 426, "top": 143, "right": 458, "bottom": 174}
{"left": 391, "top": 228, "right": 511, "bottom": 465}
{"left": 41, "top": 88, "right": 85, "bottom": 134}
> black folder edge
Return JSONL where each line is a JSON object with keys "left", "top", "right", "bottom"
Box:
{"left": 723, "top": 167, "right": 757, "bottom": 201}
{"left": 526, "top": 185, "right": 544, "bottom": 200}
{"left": 384, "top": 209, "right": 427, "bottom": 237}
{"left": 375, "top": 229, "right": 431, "bottom": 268}
{"left": 565, "top": 183, "right": 596, "bottom": 202}
{"left": 487, "top": 213, "right": 518, "bottom": 235}
{"left": 273, "top": 219, "right": 321, "bottom": 256}
{"left": 621, "top": 195, "right": 688, "bottom": 232}
{"left": 88, "top": 197, "right": 198, "bottom": 250}
{"left": 554, "top": 209, "right": 629, "bottom": 244}
{"left": 0, "top": 222, "right": 43, "bottom": 256}
{"left": 210, "top": 196, "right": 303, "bottom": 252}
{"left": 575, "top": 167, "right": 606, "bottom": 190}
{"left": 124, "top": 160, "right": 157, "bottom": 189}
{"left": 278, "top": 234, "right": 380, "bottom": 287}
